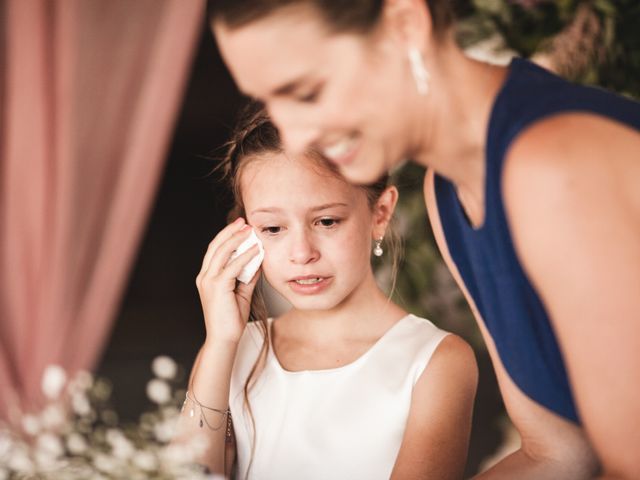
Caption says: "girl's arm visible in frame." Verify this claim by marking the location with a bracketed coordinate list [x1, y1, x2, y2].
[504, 113, 640, 479]
[390, 334, 478, 480]
[174, 218, 260, 475]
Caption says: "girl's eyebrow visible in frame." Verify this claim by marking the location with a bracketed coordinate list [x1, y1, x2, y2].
[250, 207, 283, 215]
[310, 202, 348, 212]
[250, 203, 348, 215]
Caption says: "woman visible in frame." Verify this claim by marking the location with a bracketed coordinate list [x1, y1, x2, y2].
[209, 1, 640, 478]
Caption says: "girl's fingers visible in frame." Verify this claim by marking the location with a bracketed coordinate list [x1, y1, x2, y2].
[235, 268, 261, 310]
[205, 226, 254, 276]
[199, 218, 246, 274]
[217, 244, 260, 282]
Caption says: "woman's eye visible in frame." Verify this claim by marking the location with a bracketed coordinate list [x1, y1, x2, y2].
[296, 85, 322, 103]
[261, 226, 282, 235]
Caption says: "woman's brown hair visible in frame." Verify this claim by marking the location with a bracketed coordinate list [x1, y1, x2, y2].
[209, 0, 461, 39]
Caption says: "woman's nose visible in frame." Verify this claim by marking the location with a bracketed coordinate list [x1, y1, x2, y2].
[268, 104, 319, 156]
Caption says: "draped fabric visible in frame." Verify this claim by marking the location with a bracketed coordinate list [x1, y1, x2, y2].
[0, 0, 204, 419]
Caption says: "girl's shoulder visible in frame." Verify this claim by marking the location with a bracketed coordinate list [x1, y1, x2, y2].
[377, 314, 455, 383]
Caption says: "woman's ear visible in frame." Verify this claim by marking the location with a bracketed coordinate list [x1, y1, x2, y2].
[372, 185, 399, 239]
[380, 0, 432, 53]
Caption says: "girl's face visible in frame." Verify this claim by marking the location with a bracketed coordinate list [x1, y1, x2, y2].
[214, 5, 415, 185]
[240, 152, 379, 312]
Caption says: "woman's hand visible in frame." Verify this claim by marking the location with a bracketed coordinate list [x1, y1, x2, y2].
[196, 217, 261, 345]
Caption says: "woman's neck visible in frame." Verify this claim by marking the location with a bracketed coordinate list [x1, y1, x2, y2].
[408, 45, 509, 226]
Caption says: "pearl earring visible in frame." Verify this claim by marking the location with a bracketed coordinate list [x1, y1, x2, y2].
[408, 47, 430, 96]
[373, 237, 384, 257]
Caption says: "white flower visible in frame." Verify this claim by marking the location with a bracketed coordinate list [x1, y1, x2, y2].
[69, 371, 93, 393]
[93, 453, 118, 473]
[40, 404, 66, 429]
[153, 417, 177, 443]
[66, 432, 88, 454]
[106, 429, 134, 460]
[21, 414, 41, 435]
[35, 432, 64, 458]
[7, 448, 34, 473]
[160, 443, 189, 465]
[132, 450, 158, 471]
[146, 379, 171, 404]
[41, 365, 67, 400]
[71, 392, 91, 416]
[152, 356, 178, 380]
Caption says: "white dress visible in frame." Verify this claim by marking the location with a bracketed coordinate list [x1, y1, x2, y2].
[229, 314, 449, 480]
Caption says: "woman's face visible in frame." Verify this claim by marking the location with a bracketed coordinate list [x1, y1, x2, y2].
[214, 5, 415, 184]
[240, 152, 377, 312]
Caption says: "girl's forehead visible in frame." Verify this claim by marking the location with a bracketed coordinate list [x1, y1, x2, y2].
[240, 153, 361, 210]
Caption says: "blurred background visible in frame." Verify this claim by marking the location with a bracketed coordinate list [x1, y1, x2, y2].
[2, 0, 638, 477]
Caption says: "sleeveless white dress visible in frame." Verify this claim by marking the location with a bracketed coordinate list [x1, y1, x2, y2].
[229, 314, 449, 480]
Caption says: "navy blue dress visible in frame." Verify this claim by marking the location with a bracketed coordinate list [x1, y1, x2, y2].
[434, 57, 640, 423]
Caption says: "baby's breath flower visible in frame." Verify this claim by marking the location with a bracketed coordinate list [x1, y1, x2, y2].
[152, 356, 178, 380]
[153, 417, 177, 443]
[93, 452, 119, 474]
[40, 404, 66, 429]
[7, 448, 34, 473]
[71, 392, 91, 416]
[21, 414, 41, 436]
[146, 379, 171, 405]
[132, 450, 158, 471]
[41, 365, 67, 400]
[66, 432, 88, 454]
[106, 429, 134, 460]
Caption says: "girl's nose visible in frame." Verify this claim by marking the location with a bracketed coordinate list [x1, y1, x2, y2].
[289, 228, 319, 265]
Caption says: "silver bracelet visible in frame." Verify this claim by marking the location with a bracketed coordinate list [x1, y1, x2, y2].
[183, 389, 231, 433]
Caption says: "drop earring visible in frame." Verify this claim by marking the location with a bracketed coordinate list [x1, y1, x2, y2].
[408, 47, 430, 96]
[373, 237, 384, 257]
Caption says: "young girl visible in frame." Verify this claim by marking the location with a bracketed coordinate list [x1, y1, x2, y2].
[178, 105, 477, 479]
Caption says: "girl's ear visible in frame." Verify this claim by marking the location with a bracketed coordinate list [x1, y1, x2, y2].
[372, 186, 399, 239]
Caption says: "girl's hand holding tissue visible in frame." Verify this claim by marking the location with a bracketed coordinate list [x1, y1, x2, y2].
[195, 217, 263, 345]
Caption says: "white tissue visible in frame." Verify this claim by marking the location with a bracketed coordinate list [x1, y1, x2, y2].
[229, 229, 264, 284]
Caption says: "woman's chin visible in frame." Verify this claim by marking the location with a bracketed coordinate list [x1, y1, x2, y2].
[338, 159, 390, 186]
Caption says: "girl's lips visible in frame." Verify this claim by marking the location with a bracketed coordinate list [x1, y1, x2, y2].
[287, 276, 333, 295]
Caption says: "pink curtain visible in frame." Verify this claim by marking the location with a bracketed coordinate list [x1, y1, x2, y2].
[0, 0, 204, 420]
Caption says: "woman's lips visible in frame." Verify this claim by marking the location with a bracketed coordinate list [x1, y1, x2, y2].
[320, 136, 360, 166]
[287, 276, 333, 295]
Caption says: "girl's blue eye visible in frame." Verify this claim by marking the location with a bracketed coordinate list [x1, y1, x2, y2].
[261, 226, 281, 235]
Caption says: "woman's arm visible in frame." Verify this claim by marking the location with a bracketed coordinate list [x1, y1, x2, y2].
[173, 219, 260, 475]
[390, 334, 478, 480]
[503, 113, 640, 479]
[424, 169, 599, 480]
